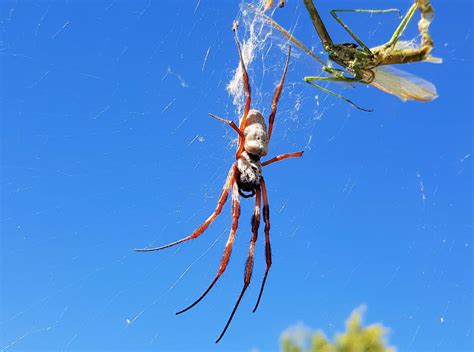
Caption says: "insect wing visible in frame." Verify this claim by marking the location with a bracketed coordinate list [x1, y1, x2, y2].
[371, 65, 438, 102]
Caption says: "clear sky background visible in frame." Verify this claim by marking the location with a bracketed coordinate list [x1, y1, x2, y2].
[1, 0, 472, 351]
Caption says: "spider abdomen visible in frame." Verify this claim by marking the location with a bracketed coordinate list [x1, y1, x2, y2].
[237, 152, 262, 196]
[243, 110, 269, 157]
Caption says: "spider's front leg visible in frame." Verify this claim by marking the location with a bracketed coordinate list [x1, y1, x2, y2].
[216, 185, 262, 343]
[251, 151, 304, 311]
[253, 178, 271, 313]
[176, 181, 241, 315]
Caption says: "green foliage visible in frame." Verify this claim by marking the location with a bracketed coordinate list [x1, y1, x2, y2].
[281, 307, 395, 352]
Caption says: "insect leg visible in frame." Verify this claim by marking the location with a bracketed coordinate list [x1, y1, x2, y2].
[330, 8, 401, 54]
[385, 0, 436, 62]
[303, 0, 333, 51]
[304, 75, 373, 112]
[267, 45, 291, 142]
[252, 178, 271, 313]
[175, 182, 241, 315]
[383, 3, 418, 51]
[377, 2, 436, 63]
[372, 0, 438, 65]
[262, 151, 304, 167]
[215, 186, 261, 343]
[134, 164, 237, 252]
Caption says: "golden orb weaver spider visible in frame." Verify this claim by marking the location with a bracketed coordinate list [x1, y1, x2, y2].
[135, 25, 303, 343]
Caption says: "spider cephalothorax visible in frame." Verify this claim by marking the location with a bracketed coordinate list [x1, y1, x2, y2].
[237, 151, 262, 198]
[135, 30, 303, 343]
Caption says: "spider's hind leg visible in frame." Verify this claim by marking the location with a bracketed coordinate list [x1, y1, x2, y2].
[176, 182, 241, 315]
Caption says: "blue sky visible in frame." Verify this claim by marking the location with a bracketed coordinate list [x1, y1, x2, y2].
[1, 0, 472, 351]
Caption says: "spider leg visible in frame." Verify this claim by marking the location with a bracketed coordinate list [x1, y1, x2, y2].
[176, 183, 241, 315]
[233, 28, 252, 158]
[208, 113, 244, 139]
[252, 178, 271, 313]
[215, 186, 261, 343]
[267, 45, 291, 142]
[262, 151, 304, 167]
[134, 164, 237, 252]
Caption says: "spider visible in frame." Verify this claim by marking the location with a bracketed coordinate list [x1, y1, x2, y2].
[135, 27, 303, 343]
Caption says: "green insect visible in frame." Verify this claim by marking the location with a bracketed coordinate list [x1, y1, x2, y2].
[249, 0, 441, 111]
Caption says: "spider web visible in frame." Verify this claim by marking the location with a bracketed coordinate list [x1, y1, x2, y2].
[1, 0, 472, 351]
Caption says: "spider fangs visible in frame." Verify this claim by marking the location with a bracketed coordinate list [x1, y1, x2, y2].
[135, 31, 303, 343]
